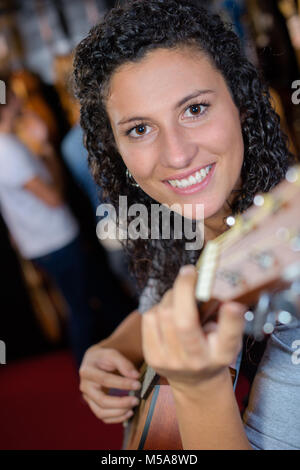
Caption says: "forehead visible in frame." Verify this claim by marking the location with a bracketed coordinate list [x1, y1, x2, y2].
[106, 47, 225, 118]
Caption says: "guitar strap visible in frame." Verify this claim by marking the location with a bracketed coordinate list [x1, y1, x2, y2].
[233, 348, 243, 391]
[137, 383, 161, 450]
[140, 366, 159, 399]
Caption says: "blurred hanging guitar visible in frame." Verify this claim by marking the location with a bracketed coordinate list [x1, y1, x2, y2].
[123, 166, 300, 450]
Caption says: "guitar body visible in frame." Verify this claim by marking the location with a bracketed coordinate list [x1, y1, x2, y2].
[125, 378, 182, 450]
[124, 376, 182, 450]
[123, 368, 236, 450]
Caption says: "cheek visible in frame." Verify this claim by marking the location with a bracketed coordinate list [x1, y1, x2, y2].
[117, 142, 156, 179]
[205, 111, 242, 152]
[206, 112, 244, 171]
[198, 111, 244, 201]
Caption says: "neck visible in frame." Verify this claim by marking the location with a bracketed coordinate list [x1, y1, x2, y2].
[204, 200, 234, 243]
[204, 176, 242, 242]
[204, 218, 229, 243]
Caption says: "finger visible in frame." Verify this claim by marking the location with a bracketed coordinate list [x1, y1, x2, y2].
[157, 289, 183, 356]
[202, 321, 218, 335]
[148, 295, 173, 350]
[172, 265, 205, 340]
[83, 395, 134, 422]
[103, 410, 134, 424]
[81, 385, 140, 409]
[212, 302, 246, 359]
[160, 289, 173, 307]
[142, 308, 163, 365]
[94, 349, 141, 379]
[80, 367, 141, 391]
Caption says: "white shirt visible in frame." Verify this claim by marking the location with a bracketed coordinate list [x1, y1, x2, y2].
[0, 134, 79, 258]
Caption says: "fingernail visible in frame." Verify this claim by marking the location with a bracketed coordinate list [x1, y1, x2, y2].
[130, 370, 140, 378]
[131, 397, 140, 406]
[132, 381, 141, 390]
[179, 265, 195, 276]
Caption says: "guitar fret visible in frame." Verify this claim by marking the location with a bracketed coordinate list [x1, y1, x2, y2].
[196, 241, 220, 301]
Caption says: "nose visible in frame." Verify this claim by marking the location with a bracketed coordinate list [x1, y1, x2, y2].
[159, 125, 198, 169]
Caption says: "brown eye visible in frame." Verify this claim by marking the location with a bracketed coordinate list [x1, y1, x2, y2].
[182, 103, 209, 120]
[127, 123, 151, 138]
[136, 125, 146, 135]
[190, 105, 201, 115]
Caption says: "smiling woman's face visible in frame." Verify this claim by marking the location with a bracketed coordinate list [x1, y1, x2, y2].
[106, 46, 244, 221]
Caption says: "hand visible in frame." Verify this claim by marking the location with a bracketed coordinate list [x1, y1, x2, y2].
[142, 265, 246, 394]
[79, 344, 142, 423]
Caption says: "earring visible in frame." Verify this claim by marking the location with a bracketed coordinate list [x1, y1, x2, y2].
[126, 168, 140, 188]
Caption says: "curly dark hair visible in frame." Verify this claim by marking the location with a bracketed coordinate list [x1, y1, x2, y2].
[73, 0, 295, 298]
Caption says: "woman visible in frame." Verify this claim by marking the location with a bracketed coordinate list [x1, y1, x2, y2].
[73, 0, 298, 449]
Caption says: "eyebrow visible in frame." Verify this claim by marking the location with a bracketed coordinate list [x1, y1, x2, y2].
[176, 89, 214, 108]
[116, 89, 215, 126]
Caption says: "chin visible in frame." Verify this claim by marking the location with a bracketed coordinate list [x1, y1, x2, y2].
[169, 204, 204, 221]
[194, 202, 225, 221]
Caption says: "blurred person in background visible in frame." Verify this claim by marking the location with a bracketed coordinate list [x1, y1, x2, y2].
[52, 53, 101, 215]
[0, 78, 134, 367]
[53, 52, 138, 296]
[61, 122, 100, 214]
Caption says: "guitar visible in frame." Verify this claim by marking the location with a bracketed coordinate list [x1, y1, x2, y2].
[123, 166, 300, 450]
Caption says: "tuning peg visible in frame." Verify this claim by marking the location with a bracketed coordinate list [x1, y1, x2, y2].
[285, 167, 299, 183]
[226, 216, 236, 227]
[253, 194, 265, 207]
[277, 310, 292, 325]
[244, 292, 271, 340]
[262, 311, 277, 334]
[244, 279, 300, 339]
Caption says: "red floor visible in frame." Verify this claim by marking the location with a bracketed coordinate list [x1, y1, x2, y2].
[0, 349, 123, 450]
[0, 349, 250, 450]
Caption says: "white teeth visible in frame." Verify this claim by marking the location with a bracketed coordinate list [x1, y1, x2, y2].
[181, 179, 189, 188]
[195, 171, 202, 182]
[168, 164, 212, 188]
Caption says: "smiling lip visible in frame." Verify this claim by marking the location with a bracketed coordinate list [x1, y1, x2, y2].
[163, 162, 216, 195]
[163, 163, 215, 182]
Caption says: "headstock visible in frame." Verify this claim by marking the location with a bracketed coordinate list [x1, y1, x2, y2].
[195, 166, 300, 339]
